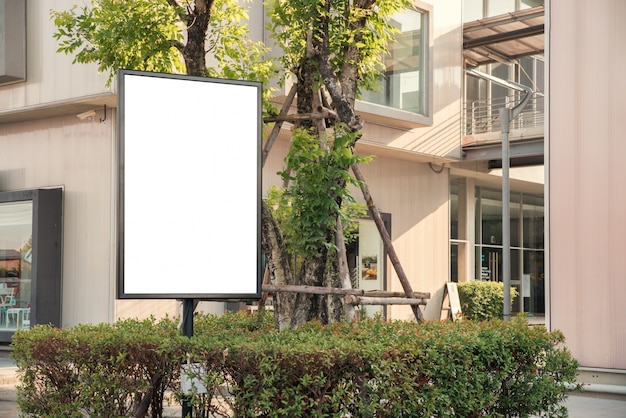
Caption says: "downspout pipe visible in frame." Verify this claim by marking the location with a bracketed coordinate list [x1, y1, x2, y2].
[466, 69, 533, 320]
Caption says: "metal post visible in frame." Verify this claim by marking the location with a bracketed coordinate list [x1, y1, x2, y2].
[467, 68, 532, 322]
[182, 298, 194, 417]
[500, 108, 511, 321]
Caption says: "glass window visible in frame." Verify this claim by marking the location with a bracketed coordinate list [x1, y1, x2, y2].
[487, 0, 516, 17]
[510, 192, 521, 248]
[523, 194, 544, 249]
[474, 187, 544, 314]
[464, 0, 485, 21]
[0, 1, 26, 85]
[480, 189, 502, 245]
[0, 201, 32, 330]
[521, 0, 544, 9]
[0, 189, 63, 342]
[523, 250, 544, 314]
[450, 180, 459, 240]
[358, 219, 385, 317]
[360, 8, 426, 115]
[464, 0, 544, 22]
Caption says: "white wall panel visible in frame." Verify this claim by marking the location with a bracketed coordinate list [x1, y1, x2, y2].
[549, 0, 626, 370]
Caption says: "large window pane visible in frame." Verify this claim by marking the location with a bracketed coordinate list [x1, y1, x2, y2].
[480, 189, 502, 245]
[361, 8, 426, 114]
[0, 201, 32, 330]
[523, 195, 544, 249]
[464, 0, 484, 21]
[510, 192, 521, 248]
[521, 0, 544, 9]
[523, 250, 545, 314]
[487, 0, 515, 17]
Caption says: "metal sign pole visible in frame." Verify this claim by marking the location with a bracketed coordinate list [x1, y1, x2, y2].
[182, 298, 194, 417]
[500, 107, 512, 321]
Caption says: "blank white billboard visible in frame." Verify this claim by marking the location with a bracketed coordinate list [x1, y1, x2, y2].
[117, 70, 261, 299]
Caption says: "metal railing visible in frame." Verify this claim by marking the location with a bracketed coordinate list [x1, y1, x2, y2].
[464, 93, 544, 136]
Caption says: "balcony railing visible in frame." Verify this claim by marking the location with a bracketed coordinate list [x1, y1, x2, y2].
[465, 93, 544, 136]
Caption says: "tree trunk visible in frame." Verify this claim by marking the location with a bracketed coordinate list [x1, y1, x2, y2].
[181, 0, 214, 77]
[290, 256, 324, 327]
[261, 201, 295, 331]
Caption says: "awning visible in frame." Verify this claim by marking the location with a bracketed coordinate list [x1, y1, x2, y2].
[463, 6, 544, 67]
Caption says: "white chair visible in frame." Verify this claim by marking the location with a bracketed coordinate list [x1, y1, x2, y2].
[6, 308, 22, 328]
[0, 288, 15, 327]
[21, 308, 30, 329]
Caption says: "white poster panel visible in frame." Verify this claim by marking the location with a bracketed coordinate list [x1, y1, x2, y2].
[117, 70, 261, 299]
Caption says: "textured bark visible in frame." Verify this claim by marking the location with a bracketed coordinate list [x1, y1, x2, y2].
[167, 0, 214, 76]
[291, 254, 327, 327]
[295, 57, 317, 131]
[308, 0, 379, 132]
[261, 201, 295, 331]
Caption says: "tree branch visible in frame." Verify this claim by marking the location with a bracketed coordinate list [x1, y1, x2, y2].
[165, 0, 188, 22]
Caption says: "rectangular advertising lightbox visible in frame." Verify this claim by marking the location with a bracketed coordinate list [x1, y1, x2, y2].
[117, 70, 262, 299]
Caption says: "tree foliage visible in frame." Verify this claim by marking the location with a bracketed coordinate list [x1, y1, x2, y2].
[268, 0, 410, 98]
[262, 0, 413, 327]
[52, 0, 415, 327]
[278, 126, 369, 258]
[52, 0, 183, 84]
[51, 0, 277, 109]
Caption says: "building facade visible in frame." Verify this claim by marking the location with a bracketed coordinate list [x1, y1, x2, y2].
[1, 0, 624, 386]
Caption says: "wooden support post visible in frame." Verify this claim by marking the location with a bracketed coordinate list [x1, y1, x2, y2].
[336, 218, 356, 321]
[261, 83, 297, 167]
[262, 284, 430, 299]
[344, 295, 428, 306]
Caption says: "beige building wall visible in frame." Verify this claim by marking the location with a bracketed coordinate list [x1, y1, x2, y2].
[0, 0, 111, 113]
[263, 131, 450, 322]
[2, 0, 461, 327]
[549, 0, 626, 370]
[0, 115, 117, 326]
[357, 0, 464, 160]
[0, 114, 183, 327]
[0, 1, 186, 326]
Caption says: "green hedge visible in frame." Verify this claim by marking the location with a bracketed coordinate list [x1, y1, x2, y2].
[12, 312, 578, 417]
[11, 318, 184, 417]
[457, 281, 519, 321]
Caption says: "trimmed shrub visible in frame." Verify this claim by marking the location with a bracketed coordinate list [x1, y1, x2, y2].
[457, 280, 519, 321]
[12, 312, 578, 418]
[11, 317, 184, 417]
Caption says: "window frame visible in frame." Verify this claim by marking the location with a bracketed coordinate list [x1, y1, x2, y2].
[0, 188, 63, 342]
[356, 1, 433, 127]
[0, 0, 26, 86]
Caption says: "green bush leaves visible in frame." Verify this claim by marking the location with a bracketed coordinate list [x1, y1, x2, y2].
[12, 312, 577, 417]
[458, 281, 520, 321]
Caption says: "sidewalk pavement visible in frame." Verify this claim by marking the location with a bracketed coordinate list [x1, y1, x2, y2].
[1, 355, 625, 417]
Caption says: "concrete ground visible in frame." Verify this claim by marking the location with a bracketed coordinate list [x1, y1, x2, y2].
[1, 355, 625, 417]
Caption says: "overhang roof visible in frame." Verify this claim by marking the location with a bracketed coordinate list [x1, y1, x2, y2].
[463, 6, 544, 66]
